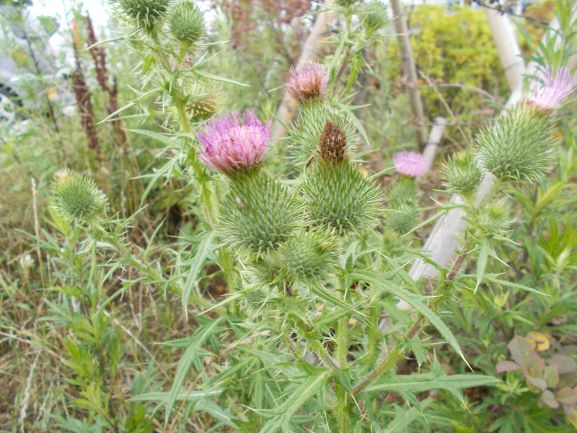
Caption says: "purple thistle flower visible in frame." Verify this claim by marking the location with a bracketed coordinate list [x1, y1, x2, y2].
[286, 62, 329, 103]
[198, 111, 271, 173]
[393, 151, 428, 177]
[527, 67, 577, 111]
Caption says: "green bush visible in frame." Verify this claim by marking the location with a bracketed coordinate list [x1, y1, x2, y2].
[388, 6, 509, 129]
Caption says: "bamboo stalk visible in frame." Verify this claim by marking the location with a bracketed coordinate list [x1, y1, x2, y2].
[389, 0, 427, 148]
[270, 0, 335, 145]
[420, 117, 446, 174]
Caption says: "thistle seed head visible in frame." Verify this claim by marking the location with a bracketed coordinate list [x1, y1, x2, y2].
[318, 121, 347, 163]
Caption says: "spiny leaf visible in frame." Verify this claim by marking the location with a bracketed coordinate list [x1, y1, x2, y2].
[352, 270, 470, 368]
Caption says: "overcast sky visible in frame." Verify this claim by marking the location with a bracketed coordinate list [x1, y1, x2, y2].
[30, 0, 110, 30]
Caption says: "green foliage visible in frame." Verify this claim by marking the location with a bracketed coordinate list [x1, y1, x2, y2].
[388, 5, 509, 139]
[3, 1, 577, 432]
[475, 108, 558, 183]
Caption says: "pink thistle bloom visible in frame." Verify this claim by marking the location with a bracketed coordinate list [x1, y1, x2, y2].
[527, 67, 577, 110]
[393, 151, 428, 177]
[198, 111, 271, 173]
[286, 62, 329, 103]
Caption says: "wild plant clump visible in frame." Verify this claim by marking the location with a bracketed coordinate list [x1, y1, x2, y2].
[5, 1, 577, 432]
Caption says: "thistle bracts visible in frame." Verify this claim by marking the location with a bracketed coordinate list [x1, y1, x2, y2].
[359, 0, 389, 33]
[442, 152, 482, 197]
[50, 171, 108, 223]
[286, 62, 329, 104]
[220, 170, 300, 256]
[184, 81, 224, 123]
[475, 107, 558, 183]
[169, 1, 205, 45]
[288, 102, 358, 167]
[280, 230, 339, 286]
[302, 161, 380, 236]
[118, 0, 170, 33]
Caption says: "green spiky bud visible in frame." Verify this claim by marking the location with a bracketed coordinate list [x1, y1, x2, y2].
[288, 102, 358, 167]
[359, 0, 389, 32]
[475, 108, 558, 183]
[50, 171, 108, 223]
[387, 178, 417, 208]
[183, 81, 224, 122]
[442, 152, 482, 197]
[301, 161, 381, 235]
[281, 230, 339, 285]
[118, 0, 170, 32]
[337, 0, 357, 6]
[169, 1, 205, 44]
[220, 170, 300, 256]
[467, 202, 512, 242]
[388, 203, 419, 235]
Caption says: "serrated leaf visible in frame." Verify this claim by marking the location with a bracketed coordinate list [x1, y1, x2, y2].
[257, 369, 331, 433]
[352, 270, 470, 368]
[182, 232, 216, 313]
[164, 318, 224, 424]
[366, 373, 499, 401]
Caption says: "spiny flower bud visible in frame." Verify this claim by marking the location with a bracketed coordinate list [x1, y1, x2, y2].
[467, 202, 511, 242]
[526, 67, 577, 111]
[475, 107, 558, 183]
[442, 152, 482, 197]
[389, 203, 419, 235]
[286, 62, 328, 104]
[337, 0, 357, 6]
[118, 0, 169, 32]
[184, 81, 224, 122]
[220, 171, 300, 256]
[288, 102, 358, 167]
[301, 161, 381, 236]
[387, 178, 417, 208]
[198, 111, 271, 173]
[318, 121, 346, 163]
[281, 230, 339, 286]
[50, 171, 108, 223]
[169, 1, 205, 44]
[360, 0, 389, 32]
[393, 151, 428, 177]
